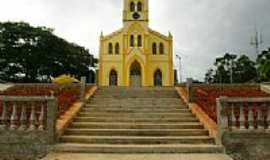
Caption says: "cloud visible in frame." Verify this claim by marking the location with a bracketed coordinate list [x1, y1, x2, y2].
[0, 0, 270, 81]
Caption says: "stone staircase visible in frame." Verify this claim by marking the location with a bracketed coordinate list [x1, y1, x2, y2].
[54, 87, 224, 153]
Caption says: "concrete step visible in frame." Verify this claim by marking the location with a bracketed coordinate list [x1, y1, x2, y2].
[54, 143, 225, 153]
[87, 102, 186, 107]
[43, 153, 233, 160]
[88, 101, 184, 105]
[93, 95, 181, 98]
[87, 98, 184, 105]
[77, 112, 195, 118]
[60, 136, 214, 145]
[89, 98, 183, 102]
[70, 122, 204, 129]
[84, 104, 187, 109]
[73, 117, 199, 123]
[81, 108, 190, 113]
[64, 129, 209, 136]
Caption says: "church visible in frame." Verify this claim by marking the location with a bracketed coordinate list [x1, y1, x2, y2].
[98, 0, 174, 87]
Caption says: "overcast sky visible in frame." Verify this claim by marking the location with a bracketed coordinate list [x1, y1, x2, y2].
[0, 0, 270, 81]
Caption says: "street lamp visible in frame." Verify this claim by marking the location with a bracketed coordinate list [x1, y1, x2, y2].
[176, 54, 182, 83]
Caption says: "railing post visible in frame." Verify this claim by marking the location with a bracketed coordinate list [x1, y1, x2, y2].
[10, 103, 17, 130]
[186, 78, 193, 103]
[248, 106, 254, 129]
[18, 106, 26, 131]
[239, 103, 245, 129]
[267, 103, 270, 129]
[28, 103, 36, 131]
[0, 102, 7, 129]
[38, 103, 45, 131]
[80, 76, 86, 101]
[216, 96, 227, 145]
[47, 98, 57, 144]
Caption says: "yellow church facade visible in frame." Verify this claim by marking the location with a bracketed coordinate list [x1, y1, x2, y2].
[98, 0, 174, 87]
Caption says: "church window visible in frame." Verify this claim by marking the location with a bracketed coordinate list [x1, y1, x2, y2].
[130, 2, 135, 12]
[130, 35, 134, 47]
[138, 35, 142, 47]
[152, 43, 157, 55]
[108, 43, 113, 54]
[137, 2, 142, 12]
[115, 43, 120, 54]
[159, 43, 164, 54]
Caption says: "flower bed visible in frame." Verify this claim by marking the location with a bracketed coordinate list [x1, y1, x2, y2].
[0, 84, 94, 117]
[193, 85, 269, 122]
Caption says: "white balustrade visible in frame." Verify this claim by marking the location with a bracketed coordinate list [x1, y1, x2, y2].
[216, 97, 270, 145]
[0, 96, 57, 144]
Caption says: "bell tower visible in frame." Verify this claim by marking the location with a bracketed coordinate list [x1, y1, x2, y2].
[123, 0, 149, 26]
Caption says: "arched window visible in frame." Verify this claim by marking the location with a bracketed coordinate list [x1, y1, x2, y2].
[152, 43, 157, 55]
[109, 70, 118, 86]
[130, 35, 134, 47]
[130, 2, 135, 12]
[138, 35, 142, 47]
[159, 43, 164, 55]
[137, 2, 142, 12]
[154, 69, 162, 86]
[115, 43, 120, 54]
[108, 43, 113, 54]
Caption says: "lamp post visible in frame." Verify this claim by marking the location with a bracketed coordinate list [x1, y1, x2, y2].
[176, 54, 182, 83]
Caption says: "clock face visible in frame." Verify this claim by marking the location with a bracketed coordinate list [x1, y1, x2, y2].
[132, 12, 141, 20]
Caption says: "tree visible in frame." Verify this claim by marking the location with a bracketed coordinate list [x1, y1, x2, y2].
[213, 53, 237, 83]
[234, 55, 257, 83]
[0, 22, 95, 83]
[205, 69, 215, 84]
[205, 53, 257, 84]
[257, 48, 270, 82]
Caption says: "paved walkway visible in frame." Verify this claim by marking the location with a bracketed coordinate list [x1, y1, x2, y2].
[42, 153, 233, 160]
[0, 84, 13, 91]
[261, 83, 270, 94]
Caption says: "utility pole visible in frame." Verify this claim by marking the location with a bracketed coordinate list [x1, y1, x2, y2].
[250, 27, 263, 57]
[250, 26, 263, 80]
[176, 54, 182, 83]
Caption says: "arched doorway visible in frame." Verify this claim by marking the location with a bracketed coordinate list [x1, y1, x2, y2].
[154, 69, 162, 86]
[109, 70, 118, 86]
[130, 61, 142, 87]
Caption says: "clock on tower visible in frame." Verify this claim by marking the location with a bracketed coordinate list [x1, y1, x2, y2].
[123, 0, 149, 25]
[132, 12, 141, 20]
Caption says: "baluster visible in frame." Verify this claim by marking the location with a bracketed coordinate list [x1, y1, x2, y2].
[248, 105, 254, 130]
[28, 103, 36, 131]
[239, 103, 245, 130]
[253, 103, 258, 129]
[10, 103, 17, 130]
[0, 102, 7, 129]
[18, 106, 26, 131]
[258, 103, 264, 130]
[38, 103, 45, 130]
[226, 102, 232, 130]
[232, 103, 237, 129]
[266, 103, 270, 129]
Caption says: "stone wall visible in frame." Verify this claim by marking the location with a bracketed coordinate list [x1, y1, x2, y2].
[0, 131, 51, 159]
[223, 131, 270, 160]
